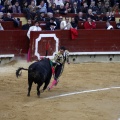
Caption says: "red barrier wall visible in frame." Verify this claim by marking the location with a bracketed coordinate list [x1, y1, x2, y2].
[29, 30, 120, 61]
[0, 30, 120, 61]
[60, 30, 120, 51]
[0, 21, 22, 30]
[0, 30, 29, 55]
[30, 31, 61, 60]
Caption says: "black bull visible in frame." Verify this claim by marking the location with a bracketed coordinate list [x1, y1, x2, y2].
[16, 58, 52, 97]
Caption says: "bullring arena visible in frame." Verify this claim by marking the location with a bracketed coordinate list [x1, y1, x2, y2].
[0, 12, 120, 120]
[0, 59, 120, 120]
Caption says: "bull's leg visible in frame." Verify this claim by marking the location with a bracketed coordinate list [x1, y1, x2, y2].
[43, 79, 50, 91]
[37, 83, 43, 97]
[27, 80, 33, 97]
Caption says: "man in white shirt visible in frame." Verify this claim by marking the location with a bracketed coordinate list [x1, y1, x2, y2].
[27, 20, 42, 39]
[60, 17, 72, 30]
[54, 0, 63, 6]
[106, 20, 113, 30]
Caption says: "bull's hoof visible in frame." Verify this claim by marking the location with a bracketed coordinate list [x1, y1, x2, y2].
[27, 94, 30, 97]
[37, 95, 40, 98]
[27, 92, 30, 97]
[37, 91, 40, 96]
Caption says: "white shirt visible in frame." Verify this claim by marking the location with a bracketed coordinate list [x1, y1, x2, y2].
[60, 21, 71, 30]
[61, 21, 67, 29]
[0, 23, 4, 30]
[34, 0, 37, 5]
[27, 26, 42, 39]
[54, 0, 63, 6]
[107, 25, 113, 30]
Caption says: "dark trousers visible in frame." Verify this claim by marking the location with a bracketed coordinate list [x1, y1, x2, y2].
[54, 64, 63, 80]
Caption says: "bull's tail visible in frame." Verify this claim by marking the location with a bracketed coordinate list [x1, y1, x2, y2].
[16, 67, 28, 78]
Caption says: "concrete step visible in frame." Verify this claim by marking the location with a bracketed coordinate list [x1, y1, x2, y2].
[0, 54, 14, 65]
[69, 52, 120, 63]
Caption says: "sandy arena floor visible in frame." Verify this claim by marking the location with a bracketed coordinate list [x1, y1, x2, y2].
[0, 60, 120, 120]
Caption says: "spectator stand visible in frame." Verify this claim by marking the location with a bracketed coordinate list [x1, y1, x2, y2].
[78, 21, 116, 29]
[3, 13, 27, 25]
[4, 13, 120, 26]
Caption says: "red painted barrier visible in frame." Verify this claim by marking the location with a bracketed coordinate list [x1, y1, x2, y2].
[0, 30, 120, 61]
[29, 30, 120, 61]
[0, 21, 22, 30]
[0, 30, 29, 55]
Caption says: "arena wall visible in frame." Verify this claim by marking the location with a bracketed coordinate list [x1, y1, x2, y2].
[0, 30, 120, 62]
[29, 30, 120, 62]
